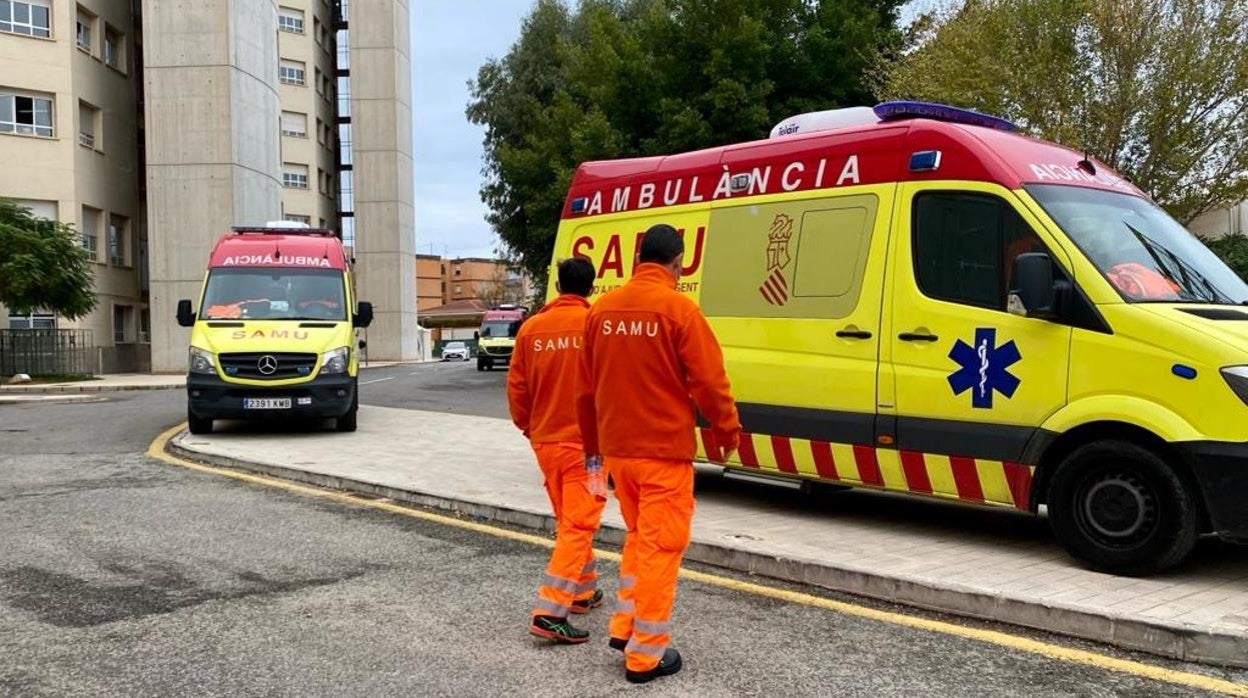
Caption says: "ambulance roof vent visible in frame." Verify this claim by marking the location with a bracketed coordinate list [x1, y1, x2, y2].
[264, 220, 311, 229]
[769, 106, 879, 139]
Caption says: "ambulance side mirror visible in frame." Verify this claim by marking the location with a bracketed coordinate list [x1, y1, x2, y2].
[474, 330, 480, 340]
[176, 299, 196, 327]
[1011, 253, 1058, 319]
[354, 301, 374, 328]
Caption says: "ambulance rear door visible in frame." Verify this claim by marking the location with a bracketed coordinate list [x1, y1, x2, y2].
[699, 185, 895, 483]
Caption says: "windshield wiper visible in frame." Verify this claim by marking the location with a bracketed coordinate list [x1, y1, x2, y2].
[1124, 223, 1227, 303]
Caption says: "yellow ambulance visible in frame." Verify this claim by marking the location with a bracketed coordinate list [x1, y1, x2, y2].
[551, 102, 1248, 575]
[177, 223, 372, 434]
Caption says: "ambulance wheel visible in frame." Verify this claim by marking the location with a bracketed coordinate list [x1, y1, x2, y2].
[1048, 440, 1199, 576]
[187, 409, 213, 435]
[336, 390, 359, 432]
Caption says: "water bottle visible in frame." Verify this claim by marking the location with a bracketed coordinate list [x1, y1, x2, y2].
[586, 455, 607, 501]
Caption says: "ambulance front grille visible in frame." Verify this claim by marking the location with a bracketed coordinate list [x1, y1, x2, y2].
[219, 352, 318, 380]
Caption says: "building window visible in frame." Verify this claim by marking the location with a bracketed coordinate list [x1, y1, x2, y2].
[112, 304, 132, 343]
[279, 59, 305, 86]
[339, 170, 354, 211]
[0, 92, 53, 137]
[281, 110, 307, 138]
[75, 7, 93, 53]
[0, 0, 52, 38]
[139, 308, 150, 344]
[8, 311, 56, 329]
[81, 205, 100, 257]
[278, 6, 304, 33]
[78, 100, 99, 149]
[336, 28, 349, 70]
[336, 74, 351, 117]
[282, 163, 309, 189]
[108, 214, 129, 266]
[103, 26, 124, 70]
[338, 122, 352, 165]
[284, 214, 310, 225]
[318, 169, 334, 196]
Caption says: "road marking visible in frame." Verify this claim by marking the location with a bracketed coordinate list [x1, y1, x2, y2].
[146, 424, 1247, 697]
[359, 376, 396, 385]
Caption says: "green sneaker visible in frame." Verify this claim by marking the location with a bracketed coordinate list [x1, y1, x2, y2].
[571, 589, 604, 614]
[529, 615, 590, 644]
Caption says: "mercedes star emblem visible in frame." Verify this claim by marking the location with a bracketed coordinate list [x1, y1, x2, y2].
[257, 355, 279, 375]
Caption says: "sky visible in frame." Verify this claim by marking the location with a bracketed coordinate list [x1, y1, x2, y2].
[409, 1, 941, 261]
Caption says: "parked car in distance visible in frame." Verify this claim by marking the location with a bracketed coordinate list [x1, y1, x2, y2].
[441, 341, 470, 362]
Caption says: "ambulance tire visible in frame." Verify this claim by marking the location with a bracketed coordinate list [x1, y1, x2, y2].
[1048, 440, 1199, 576]
[336, 390, 359, 432]
[187, 409, 213, 435]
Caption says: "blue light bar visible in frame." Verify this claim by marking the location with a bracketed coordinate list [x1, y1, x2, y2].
[570, 197, 589, 214]
[874, 101, 1016, 132]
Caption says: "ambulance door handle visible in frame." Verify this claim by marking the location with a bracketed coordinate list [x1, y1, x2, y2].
[836, 327, 873, 340]
[898, 331, 939, 342]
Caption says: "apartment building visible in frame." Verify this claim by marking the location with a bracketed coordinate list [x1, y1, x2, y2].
[0, 0, 417, 372]
[415, 255, 532, 310]
[0, 0, 146, 371]
[276, 0, 339, 231]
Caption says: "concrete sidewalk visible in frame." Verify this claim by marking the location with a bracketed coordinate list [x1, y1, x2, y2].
[1, 373, 185, 393]
[169, 406, 1248, 668]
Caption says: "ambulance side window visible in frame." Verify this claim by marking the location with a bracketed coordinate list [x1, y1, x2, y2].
[912, 192, 1047, 312]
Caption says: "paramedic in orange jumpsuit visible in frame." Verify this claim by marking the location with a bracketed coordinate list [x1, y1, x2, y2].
[507, 257, 606, 644]
[578, 223, 741, 684]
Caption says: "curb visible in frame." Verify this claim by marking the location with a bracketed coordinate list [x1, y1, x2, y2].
[168, 435, 1248, 669]
[1, 383, 182, 394]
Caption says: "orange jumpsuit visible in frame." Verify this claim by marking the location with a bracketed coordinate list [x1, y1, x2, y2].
[507, 294, 604, 620]
[578, 263, 741, 673]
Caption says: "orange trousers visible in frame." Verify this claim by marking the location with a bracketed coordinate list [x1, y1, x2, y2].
[606, 456, 695, 673]
[531, 442, 606, 620]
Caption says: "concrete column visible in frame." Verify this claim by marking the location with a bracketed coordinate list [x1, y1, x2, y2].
[143, 0, 283, 372]
[349, 0, 418, 360]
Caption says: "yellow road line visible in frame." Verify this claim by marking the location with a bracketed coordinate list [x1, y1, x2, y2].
[148, 425, 1247, 696]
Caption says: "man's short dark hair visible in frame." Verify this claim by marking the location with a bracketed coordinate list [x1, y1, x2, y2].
[558, 257, 595, 297]
[638, 224, 684, 265]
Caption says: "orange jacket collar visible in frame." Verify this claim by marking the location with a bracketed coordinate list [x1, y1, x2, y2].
[538, 294, 591, 314]
[630, 263, 678, 289]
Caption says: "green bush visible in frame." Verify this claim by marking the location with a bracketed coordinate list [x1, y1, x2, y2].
[1203, 233, 1248, 282]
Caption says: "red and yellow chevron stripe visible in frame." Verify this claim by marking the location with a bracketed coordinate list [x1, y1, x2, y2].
[697, 429, 1033, 510]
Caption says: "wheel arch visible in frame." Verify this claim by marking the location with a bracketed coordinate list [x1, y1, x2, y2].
[1029, 420, 1210, 532]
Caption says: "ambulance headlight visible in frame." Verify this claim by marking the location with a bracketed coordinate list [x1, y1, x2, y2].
[320, 346, 350, 375]
[188, 347, 216, 375]
[1222, 366, 1248, 406]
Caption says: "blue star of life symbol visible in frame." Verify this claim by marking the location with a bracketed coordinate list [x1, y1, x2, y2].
[947, 328, 1021, 409]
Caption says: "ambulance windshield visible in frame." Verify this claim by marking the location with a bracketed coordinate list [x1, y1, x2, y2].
[201, 268, 347, 321]
[1026, 184, 1248, 304]
[480, 320, 520, 338]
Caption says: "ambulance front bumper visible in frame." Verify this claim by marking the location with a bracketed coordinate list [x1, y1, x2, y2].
[187, 373, 356, 420]
[1180, 441, 1248, 543]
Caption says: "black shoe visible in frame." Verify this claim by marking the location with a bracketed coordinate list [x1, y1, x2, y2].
[529, 615, 590, 644]
[570, 589, 604, 614]
[608, 636, 628, 651]
[625, 648, 682, 684]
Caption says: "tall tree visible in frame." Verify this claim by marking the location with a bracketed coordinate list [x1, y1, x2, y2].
[0, 200, 97, 320]
[885, 0, 1248, 225]
[469, 0, 903, 282]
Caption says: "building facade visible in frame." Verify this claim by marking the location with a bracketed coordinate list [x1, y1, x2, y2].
[415, 255, 532, 310]
[0, 0, 417, 373]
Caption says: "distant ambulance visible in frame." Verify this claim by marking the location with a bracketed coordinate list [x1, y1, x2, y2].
[475, 305, 526, 371]
[550, 101, 1248, 575]
[177, 223, 373, 434]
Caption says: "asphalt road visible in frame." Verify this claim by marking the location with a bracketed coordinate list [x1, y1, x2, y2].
[1, 373, 1245, 696]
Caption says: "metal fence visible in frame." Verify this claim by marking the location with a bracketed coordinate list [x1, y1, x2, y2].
[0, 329, 95, 376]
